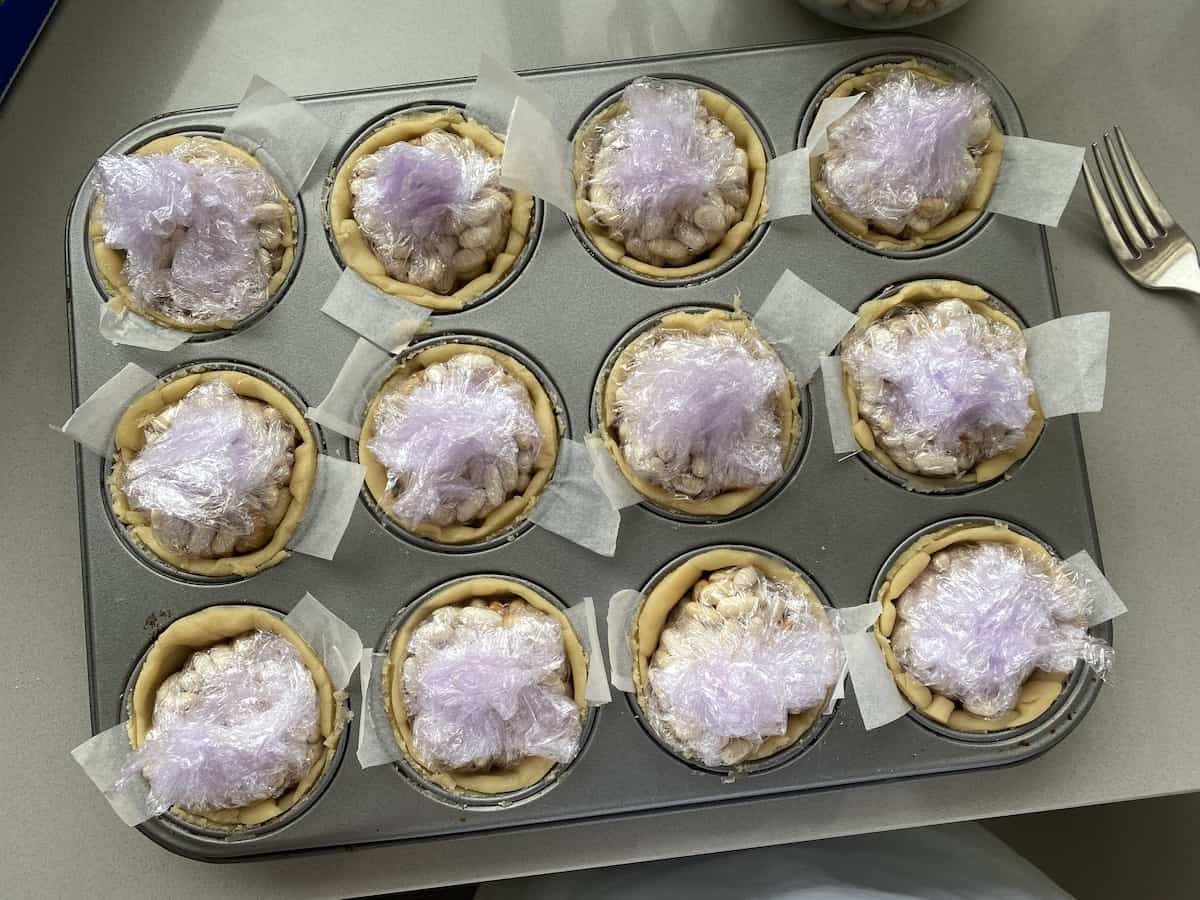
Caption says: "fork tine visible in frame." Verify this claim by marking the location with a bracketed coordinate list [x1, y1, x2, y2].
[1092, 142, 1150, 253]
[1083, 159, 1135, 263]
[1113, 125, 1176, 231]
[1103, 132, 1158, 244]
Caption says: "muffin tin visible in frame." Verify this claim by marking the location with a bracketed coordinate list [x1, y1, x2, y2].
[65, 35, 1109, 861]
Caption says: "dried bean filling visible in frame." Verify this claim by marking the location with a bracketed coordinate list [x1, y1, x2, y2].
[349, 130, 513, 295]
[580, 79, 751, 268]
[366, 352, 545, 531]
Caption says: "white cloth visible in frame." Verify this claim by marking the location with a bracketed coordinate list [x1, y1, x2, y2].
[475, 823, 1073, 900]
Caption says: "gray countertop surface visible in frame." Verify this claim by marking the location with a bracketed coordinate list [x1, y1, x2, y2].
[4, 1, 1198, 896]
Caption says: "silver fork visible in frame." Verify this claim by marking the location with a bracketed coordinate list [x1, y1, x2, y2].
[1083, 125, 1200, 296]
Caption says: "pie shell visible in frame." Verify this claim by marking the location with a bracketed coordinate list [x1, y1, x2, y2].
[839, 278, 1045, 490]
[127, 605, 343, 829]
[108, 369, 317, 577]
[572, 87, 768, 279]
[633, 548, 834, 764]
[328, 109, 534, 311]
[599, 308, 799, 516]
[382, 577, 589, 795]
[359, 343, 560, 544]
[87, 135, 299, 332]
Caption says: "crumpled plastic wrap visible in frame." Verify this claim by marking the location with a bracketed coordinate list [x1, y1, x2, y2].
[822, 69, 994, 236]
[842, 299, 1035, 477]
[646, 565, 843, 766]
[350, 130, 512, 294]
[612, 328, 788, 499]
[367, 352, 543, 529]
[122, 380, 296, 557]
[120, 630, 322, 815]
[891, 541, 1114, 718]
[401, 599, 581, 772]
[94, 139, 289, 326]
[583, 78, 749, 267]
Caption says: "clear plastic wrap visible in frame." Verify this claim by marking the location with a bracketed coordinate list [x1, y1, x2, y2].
[842, 299, 1035, 477]
[350, 130, 512, 294]
[645, 565, 843, 766]
[584, 78, 749, 267]
[612, 328, 789, 499]
[120, 630, 321, 815]
[94, 139, 288, 326]
[821, 70, 993, 236]
[367, 352, 543, 529]
[891, 541, 1114, 718]
[122, 380, 296, 557]
[401, 600, 581, 772]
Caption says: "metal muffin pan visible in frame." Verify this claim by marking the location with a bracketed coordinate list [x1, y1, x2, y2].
[65, 35, 1108, 861]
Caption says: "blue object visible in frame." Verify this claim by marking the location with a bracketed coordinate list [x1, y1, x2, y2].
[0, 0, 57, 104]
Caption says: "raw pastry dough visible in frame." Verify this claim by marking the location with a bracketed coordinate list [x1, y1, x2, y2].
[875, 523, 1071, 733]
[127, 605, 343, 829]
[359, 343, 559, 544]
[87, 135, 298, 332]
[329, 109, 534, 311]
[633, 548, 834, 764]
[108, 370, 317, 577]
[599, 308, 799, 516]
[839, 279, 1044, 490]
[811, 60, 1003, 252]
[383, 577, 589, 795]
[573, 87, 768, 280]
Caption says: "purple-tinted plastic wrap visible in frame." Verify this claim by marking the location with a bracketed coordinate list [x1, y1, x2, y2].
[121, 630, 322, 815]
[891, 541, 1114, 718]
[367, 352, 543, 530]
[350, 130, 511, 294]
[401, 601, 581, 773]
[613, 328, 788, 499]
[842, 298, 1035, 477]
[822, 70, 994, 236]
[646, 565, 843, 766]
[583, 78, 750, 267]
[122, 380, 296, 556]
[94, 139, 288, 326]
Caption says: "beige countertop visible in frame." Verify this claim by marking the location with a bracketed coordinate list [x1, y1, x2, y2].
[3, 1, 1198, 895]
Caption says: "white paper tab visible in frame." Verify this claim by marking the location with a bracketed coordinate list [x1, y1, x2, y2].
[1063, 550, 1128, 627]
[585, 433, 644, 510]
[804, 94, 863, 157]
[606, 589, 643, 694]
[60, 363, 157, 455]
[466, 53, 560, 134]
[564, 597, 613, 706]
[764, 147, 811, 220]
[308, 338, 394, 440]
[99, 302, 189, 351]
[835, 603, 911, 731]
[988, 135, 1085, 227]
[501, 96, 576, 215]
[1024, 311, 1109, 418]
[284, 593, 363, 691]
[287, 456, 365, 562]
[321, 267, 429, 354]
[224, 75, 331, 194]
[71, 724, 153, 826]
[820, 355, 860, 456]
[527, 439, 621, 556]
[355, 650, 398, 768]
[753, 269, 857, 386]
